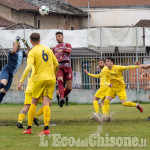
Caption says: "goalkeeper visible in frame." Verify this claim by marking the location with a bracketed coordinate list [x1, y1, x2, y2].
[0, 38, 30, 103]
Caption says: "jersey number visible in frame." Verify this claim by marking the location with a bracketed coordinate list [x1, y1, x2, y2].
[42, 50, 48, 62]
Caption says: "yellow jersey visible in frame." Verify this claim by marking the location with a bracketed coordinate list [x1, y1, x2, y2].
[88, 66, 110, 88]
[27, 44, 59, 81]
[106, 65, 139, 90]
[25, 67, 35, 93]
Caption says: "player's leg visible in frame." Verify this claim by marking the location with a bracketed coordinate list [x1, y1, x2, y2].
[17, 92, 32, 128]
[57, 68, 65, 107]
[56, 89, 60, 106]
[103, 88, 116, 117]
[0, 68, 10, 89]
[100, 99, 105, 114]
[34, 100, 52, 125]
[64, 67, 72, 98]
[66, 96, 68, 106]
[91, 96, 101, 121]
[0, 88, 6, 103]
[118, 89, 143, 112]
[0, 71, 11, 103]
[103, 96, 113, 117]
[0, 79, 7, 89]
[64, 79, 72, 98]
[38, 80, 55, 135]
[93, 96, 100, 114]
[38, 96, 51, 135]
[23, 97, 39, 134]
[17, 104, 30, 128]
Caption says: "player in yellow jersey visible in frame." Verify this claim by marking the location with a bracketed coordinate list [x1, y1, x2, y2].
[18, 33, 59, 135]
[17, 67, 48, 128]
[84, 59, 110, 121]
[103, 57, 143, 119]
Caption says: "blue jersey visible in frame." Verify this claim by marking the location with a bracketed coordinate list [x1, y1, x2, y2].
[4, 50, 26, 75]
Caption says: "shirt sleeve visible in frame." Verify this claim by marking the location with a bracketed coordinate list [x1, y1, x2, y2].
[20, 63, 33, 83]
[118, 65, 140, 71]
[27, 51, 34, 65]
[63, 43, 72, 54]
[88, 73, 101, 78]
[51, 51, 59, 75]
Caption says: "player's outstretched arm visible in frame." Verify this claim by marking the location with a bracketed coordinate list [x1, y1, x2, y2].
[18, 63, 33, 90]
[22, 38, 31, 55]
[141, 64, 150, 69]
[84, 69, 101, 78]
[11, 42, 20, 53]
[119, 65, 140, 71]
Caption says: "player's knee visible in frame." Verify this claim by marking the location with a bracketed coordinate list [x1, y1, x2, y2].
[57, 80, 63, 85]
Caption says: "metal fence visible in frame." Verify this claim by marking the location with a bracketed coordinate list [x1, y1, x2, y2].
[71, 49, 150, 90]
[0, 47, 149, 91]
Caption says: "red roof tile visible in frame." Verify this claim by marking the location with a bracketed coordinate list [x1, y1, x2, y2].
[3, 22, 37, 30]
[61, 0, 150, 8]
[0, 0, 39, 11]
[0, 16, 15, 27]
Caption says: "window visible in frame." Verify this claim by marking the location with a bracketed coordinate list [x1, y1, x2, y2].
[70, 25, 75, 30]
[38, 20, 40, 29]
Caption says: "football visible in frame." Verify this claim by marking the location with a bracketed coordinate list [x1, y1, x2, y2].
[39, 6, 49, 16]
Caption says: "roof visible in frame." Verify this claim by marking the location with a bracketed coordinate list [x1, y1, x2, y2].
[135, 20, 150, 27]
[0, 16, 15, 27]
[25, 0, 88, 16]
[3, 22, 37, 30]
[0, 0, 38, 11]
[61, 0, 150, 8]
[0, 0, 87, 16]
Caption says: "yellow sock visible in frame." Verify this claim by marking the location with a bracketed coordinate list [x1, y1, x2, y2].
[43, 105, 50, 126]
[28, 104, 37, 127]
[18, 113, 26, 123]
[101, 105, 105, 114]
[122, 101, 137, 107]
[35, 107, 43, 118]
[93, 100, 99, 113]
[103, 99, 110, 116]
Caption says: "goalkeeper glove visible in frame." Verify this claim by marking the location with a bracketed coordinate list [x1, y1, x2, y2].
[22, 38, 28, 47]
[16, 36, 21, 43]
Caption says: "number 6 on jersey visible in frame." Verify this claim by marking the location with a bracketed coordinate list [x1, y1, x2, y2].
[42, 50, 48, 61]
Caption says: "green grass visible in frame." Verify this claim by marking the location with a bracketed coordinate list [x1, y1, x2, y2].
[0, 103, 150, 150]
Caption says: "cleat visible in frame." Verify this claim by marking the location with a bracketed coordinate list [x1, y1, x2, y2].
[23, 128, 32, 134]
[136, 104, 143, 113]
[33, 117, 39, 126]
[146, 116, 150, 121]
[60, 98, 65, 107]
[38, 129, 50, 135]
[17, 122, 23, 129]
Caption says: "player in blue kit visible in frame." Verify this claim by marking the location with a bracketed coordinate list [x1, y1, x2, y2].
[0, 39, 30, 103]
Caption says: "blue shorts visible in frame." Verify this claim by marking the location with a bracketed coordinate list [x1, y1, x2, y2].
[0, 68, 13, 91]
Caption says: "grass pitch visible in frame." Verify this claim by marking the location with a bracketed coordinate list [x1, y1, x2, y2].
[0, 103, 150, 150]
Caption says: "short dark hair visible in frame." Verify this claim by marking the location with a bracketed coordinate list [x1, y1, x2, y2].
[105, 57, 115, 64]
[98, 59, 105, 63]
[30, 33, 40, 42]
[56, 31, 63, 36]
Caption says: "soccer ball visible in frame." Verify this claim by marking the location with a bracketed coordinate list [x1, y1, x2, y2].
[39, 6, 49, 16]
